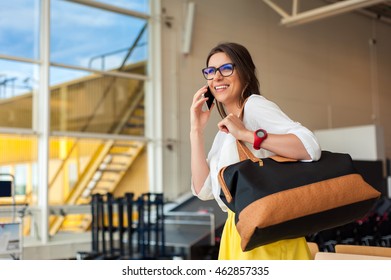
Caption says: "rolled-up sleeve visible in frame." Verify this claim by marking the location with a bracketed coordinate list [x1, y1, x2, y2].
[291, 126, 321, 161]
[191, 173, 214, 201]
[245, 95, 322, 161]
[272, 116, 321, 161]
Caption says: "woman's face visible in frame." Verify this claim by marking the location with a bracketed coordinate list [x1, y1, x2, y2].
[207, 52, 243, 111]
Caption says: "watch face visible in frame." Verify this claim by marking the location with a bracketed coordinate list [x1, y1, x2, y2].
[256, 130, 266, 138]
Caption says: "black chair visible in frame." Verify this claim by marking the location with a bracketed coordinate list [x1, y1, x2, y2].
[136, 193, 165, 259]
[77, 193, 106, 259]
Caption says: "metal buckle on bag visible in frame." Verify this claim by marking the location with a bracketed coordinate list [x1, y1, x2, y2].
[258, 159, 263, 167]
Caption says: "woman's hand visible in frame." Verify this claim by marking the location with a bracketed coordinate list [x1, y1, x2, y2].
[190, 85, 214, 133]
[218, 113, 253, 143]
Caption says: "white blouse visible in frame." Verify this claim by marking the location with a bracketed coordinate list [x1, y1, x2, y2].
[191, 94, 322, 212]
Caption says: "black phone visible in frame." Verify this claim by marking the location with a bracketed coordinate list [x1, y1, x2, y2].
[204, 87, 215, 110]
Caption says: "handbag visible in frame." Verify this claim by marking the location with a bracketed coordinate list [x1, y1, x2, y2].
[218, 140, 381, 252]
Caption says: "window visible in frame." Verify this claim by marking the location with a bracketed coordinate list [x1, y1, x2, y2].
[0, 0, 40, 129]
[51, 0, 148, 73]
[0, 0, 40, 60]
[0, 0, 151, 238]
[94, 0, 149, 14]
[14, 164, 27, 195]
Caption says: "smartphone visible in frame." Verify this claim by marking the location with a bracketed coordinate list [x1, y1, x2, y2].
[204, 87, 215, 110]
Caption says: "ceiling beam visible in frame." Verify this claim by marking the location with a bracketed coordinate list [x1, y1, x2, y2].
[263, 0, 387, 27]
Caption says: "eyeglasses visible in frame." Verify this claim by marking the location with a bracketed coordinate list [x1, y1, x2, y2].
[202, 63, 235, 80]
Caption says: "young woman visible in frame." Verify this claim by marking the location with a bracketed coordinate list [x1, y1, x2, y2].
[190, 42, 321, 260]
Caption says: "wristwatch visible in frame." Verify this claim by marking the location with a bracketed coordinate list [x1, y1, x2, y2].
[253, 129, 268, 150]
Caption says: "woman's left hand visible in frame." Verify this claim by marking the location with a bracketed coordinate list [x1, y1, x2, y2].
[218, 113, 252, 142]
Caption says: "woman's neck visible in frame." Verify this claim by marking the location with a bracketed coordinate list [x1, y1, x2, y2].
[225, 103, 242, 118]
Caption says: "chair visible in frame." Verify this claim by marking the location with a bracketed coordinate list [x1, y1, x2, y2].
[77, 192, 138, 260]
[136, 193, 165, 259]
[315, 252, 391, 260]
[334, 244, 391, 258]
[307, 242, 319, 260]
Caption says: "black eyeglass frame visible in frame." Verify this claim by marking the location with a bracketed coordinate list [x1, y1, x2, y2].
[201, 63, 236, 80]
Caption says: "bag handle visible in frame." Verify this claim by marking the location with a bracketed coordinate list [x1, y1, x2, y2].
[236, 140, 258, 162]
[220, 140, 297, 204]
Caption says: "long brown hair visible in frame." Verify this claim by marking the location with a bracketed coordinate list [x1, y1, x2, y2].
[206, 42, 261, 118]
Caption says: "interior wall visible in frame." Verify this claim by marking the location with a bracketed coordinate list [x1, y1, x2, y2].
[159, 0, 391, 201]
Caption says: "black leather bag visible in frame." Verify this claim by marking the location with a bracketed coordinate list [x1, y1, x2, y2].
[219, 140, 381, 252]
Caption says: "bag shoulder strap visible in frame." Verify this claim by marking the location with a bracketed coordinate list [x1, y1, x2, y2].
[236, 140, 258, 162]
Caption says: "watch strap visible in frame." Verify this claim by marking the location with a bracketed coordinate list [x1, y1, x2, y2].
[253, 129, 267, 150]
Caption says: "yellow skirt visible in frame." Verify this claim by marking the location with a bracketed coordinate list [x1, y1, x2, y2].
[218, 210, 312, 260]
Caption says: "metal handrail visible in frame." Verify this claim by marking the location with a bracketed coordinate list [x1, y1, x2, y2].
[87, 23, 147, 71]
[88, 42, 147, 70]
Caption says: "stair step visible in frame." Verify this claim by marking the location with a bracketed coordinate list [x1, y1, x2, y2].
[99, 167, 127, 172]
[100, 163, 127, 170]
[112, 143, 139, 148]
[98, 178, 116, 183]
[109, 152, 133, 157]
[109, 161, 128, 166]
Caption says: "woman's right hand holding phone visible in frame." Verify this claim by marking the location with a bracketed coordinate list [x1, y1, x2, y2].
[190, 85, 214, 134]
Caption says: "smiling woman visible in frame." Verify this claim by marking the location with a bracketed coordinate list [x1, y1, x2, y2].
[190, 42, 321, 260]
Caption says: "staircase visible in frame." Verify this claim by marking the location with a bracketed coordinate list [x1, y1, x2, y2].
[48, 24, 149, 235]
[48, 87, 147, 235]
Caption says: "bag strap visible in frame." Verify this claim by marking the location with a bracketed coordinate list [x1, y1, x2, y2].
[236, 140, 258, 162]
[236, 99, 259, 162]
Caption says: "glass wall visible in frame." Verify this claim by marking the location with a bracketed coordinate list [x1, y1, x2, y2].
[0, 134, 38, 203]
[0, 0, 40, 128]
[0, 0, 150, 239]
[0, 60, 38, 128]
[51, 0, 148, 73]
[0, 0, 40, 60]
[50, 67, 146, 135]
[94, 0, 149, 13]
